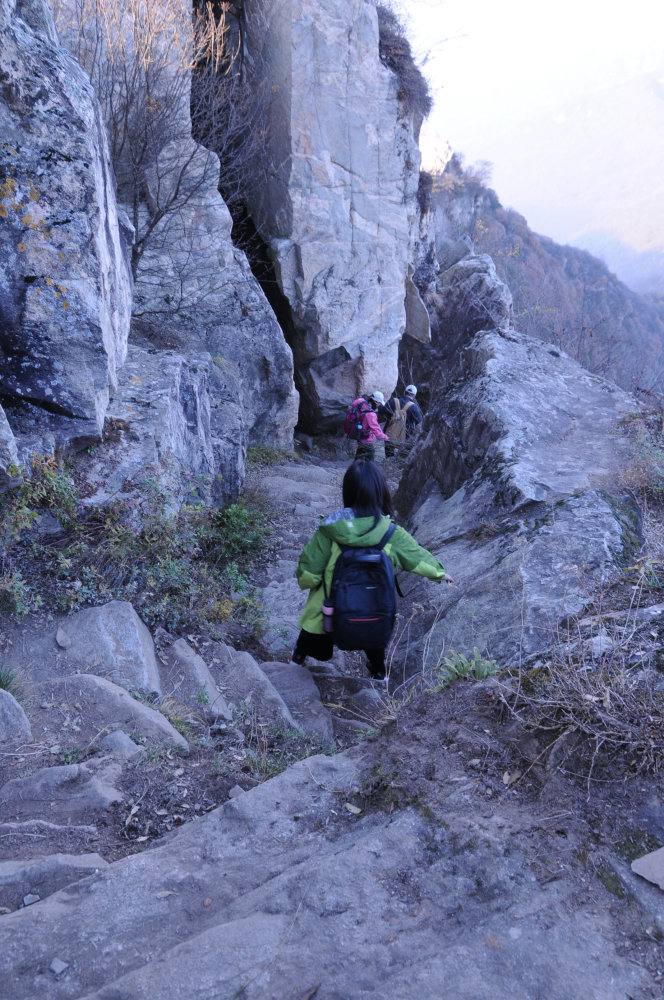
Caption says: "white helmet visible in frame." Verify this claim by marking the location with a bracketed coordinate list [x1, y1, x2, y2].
[370, 390, 385, 405]
[405, 384, 417, 396]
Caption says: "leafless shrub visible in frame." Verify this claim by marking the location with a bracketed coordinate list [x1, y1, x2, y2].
[376, 4, 432, 120]
[190, 2, 270, 218]
[499, 605, 664, 778]
[52, 0, 267, 296]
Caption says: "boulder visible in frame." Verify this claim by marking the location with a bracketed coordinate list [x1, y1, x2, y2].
[260, 661, 334, 742]
[36, 674, 189, 751]
[98, 730, 142, 760]
[159, 638, 232, 723]
[243, 0, 423, 428]
[209, 644, 301, 732]
[57, 602, 161, 696]
[0, 762, 123, 824]
[0, 0, 131, 454]
[0, 689, 32, 745]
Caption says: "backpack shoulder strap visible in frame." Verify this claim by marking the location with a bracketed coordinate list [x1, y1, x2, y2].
[402, 400, 414, 413]
[376, 522, 397, 551]
[377, 523, 403, 595]
[392, 398, 401, 416]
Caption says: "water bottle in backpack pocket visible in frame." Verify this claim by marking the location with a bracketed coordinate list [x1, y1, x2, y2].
[322, 601, 335, 633]
[325, 523, 397, 650]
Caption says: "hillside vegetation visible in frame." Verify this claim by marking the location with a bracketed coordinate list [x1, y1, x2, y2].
[428, 155, 664, 393]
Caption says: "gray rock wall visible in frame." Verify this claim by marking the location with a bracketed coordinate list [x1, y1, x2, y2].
[133, 138, 299, 447]
[395, 253, 643, 671]
[0, 0, 131, 447]
[243, 0, 422, 427]
[79, 343, 245, 507]
[0, 406, 19, 491]
[52, 0, 298, 451]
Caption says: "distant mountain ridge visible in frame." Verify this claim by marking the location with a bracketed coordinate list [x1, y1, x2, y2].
[429, 156, 664, 393]
[482, 73, 664, 296]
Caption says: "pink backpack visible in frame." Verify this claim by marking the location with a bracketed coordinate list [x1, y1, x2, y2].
[344, 399, 372, 440]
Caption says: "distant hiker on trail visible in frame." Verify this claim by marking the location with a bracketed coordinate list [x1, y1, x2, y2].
[368, 390, 388, 461]
[291, 459, 454, 682]
[344, 394, 389, 462]
[380, 384, 423, 453]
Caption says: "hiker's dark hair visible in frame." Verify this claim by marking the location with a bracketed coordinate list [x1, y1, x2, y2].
[342, 460, 395, 531]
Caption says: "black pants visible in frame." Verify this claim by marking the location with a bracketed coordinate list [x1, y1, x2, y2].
[355, 442, 375, 461]
[293, 629, 385, 678]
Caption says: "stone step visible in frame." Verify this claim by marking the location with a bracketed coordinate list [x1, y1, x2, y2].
[0, 853, 108, 912]
[259, 660, 335, 742]
[0, 750, 647, 1000]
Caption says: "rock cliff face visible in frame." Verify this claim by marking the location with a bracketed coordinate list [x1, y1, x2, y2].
[132, 137, 299, 447]
[0, 0, 132, 459]
[52, 0, 298, 453]
[243, 0, 423, 427]
[397, 253, 642, 671]
[0, 0, 298, 498]
[81, 342, 245, 506]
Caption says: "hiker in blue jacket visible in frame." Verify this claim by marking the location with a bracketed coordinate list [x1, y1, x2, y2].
[291, 460, 453, 679]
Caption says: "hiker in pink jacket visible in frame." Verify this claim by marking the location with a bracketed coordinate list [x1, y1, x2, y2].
[355, 392, 389, 462]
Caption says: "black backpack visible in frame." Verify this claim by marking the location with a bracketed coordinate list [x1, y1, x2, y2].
[327, 522, 397, 650]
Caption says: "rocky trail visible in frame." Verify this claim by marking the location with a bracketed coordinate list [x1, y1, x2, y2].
[1, 450, 663, 999]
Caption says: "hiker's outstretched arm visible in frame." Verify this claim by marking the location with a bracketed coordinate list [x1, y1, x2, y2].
[391, 526, 446, 581]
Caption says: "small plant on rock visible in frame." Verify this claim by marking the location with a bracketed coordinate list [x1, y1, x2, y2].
[246, 445, 289, 469]
[430, 647, 499, 692]
[0, 667, 21, 698]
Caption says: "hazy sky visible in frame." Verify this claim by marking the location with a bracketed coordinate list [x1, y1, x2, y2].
[400, 0, 664, 288]
[406, 0, 664, 154]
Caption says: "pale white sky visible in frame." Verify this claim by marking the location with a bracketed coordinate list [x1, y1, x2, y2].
[399, 0, 664, 286]
[403, 0, 664, 158]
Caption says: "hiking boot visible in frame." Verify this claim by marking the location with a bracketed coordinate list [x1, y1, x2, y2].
[290, 648, 306, 665]
[366, 661, 386, 680]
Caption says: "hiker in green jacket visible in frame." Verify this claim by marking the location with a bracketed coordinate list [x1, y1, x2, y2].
[291, 459, 454, 679]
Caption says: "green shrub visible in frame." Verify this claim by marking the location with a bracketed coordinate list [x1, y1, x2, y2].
[0, 571, 42, 616]
[0, 468, 272, 633]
